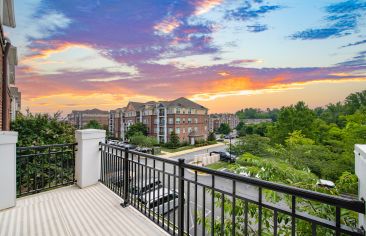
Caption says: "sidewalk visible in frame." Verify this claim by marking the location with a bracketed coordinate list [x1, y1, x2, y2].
[159, 142, 226, 158]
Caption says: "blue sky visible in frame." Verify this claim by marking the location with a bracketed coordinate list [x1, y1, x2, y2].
[6, 0, 366, 113]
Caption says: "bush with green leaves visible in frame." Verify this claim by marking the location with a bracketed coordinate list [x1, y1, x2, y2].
[129, 132, 158, 147]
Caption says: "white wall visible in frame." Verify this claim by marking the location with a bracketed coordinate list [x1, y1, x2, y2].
[355, 144, 366, 230]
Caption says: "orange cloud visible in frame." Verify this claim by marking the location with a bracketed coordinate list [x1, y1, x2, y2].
[154, 17, 181, 34]
[193, 0, 223, 15]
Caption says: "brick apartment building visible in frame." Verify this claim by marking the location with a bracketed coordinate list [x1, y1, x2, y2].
[208, 113, 240, 132]
[66, 109, 109, 129]
[109, 97, 209, 144]
[0, 0, 17, 131]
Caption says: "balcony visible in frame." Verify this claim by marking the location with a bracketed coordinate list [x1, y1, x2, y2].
[0, 130, 365, 236]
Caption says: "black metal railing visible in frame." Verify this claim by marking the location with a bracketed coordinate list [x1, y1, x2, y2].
[16, 143, 77, 197]
[99, 143, 365, 236]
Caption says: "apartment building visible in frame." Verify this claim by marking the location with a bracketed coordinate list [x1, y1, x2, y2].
[243, 118, 272, 125]
[109, 97, 209, 144]
[208, 113, 240, 132]
[0, 0, 16, 131]
[66, 108, 109, 129]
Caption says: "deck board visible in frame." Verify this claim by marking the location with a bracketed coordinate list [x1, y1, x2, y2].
[0, 183, 167, 236]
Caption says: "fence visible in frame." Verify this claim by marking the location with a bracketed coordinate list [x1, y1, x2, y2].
[16, 143, 77, 197]
[99, 143, 365, 236]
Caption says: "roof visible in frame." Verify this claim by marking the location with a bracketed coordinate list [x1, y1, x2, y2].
[71, 108, 109, 114]
[167, 97, 208, 110]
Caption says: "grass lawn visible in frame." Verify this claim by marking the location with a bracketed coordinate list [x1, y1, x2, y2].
[161, 145, 196, 153]
[205, 161, 229, 170]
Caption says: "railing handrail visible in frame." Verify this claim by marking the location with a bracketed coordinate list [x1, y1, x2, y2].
[100, 142, 365, 214]
[17, 143, 78, 150]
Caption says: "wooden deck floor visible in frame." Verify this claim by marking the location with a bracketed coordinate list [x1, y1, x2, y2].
[0, 183, 167, 236]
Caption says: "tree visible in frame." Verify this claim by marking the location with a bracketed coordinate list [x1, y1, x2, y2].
[267, 101, 315, 144]
[11, 111, 75, 146]
[84, 120, 102, 129]
[168, 131, 180, 148]
[231, 134, 271, 157]
[126, 122, 148, 139]
[129, 132, 158, 147]
[207, 132, 216, 141]
[344, 90, 366, 114]
[217, 123, 231, 135]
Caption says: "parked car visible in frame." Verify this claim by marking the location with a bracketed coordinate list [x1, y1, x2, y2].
[118, 142, 137, 149]
[135, 147, 152, 153]
[140, 188, 182, 215]
[210, 151, 237, 163]
[132, 178, 162, 196]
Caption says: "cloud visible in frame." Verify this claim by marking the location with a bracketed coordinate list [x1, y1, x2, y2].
[341, 39, 366, 48]
[247, 24, 268, 32]
[226, 3, 281, 21]
[154, 17, 181, 34]
[291, 0, 366, 40]
[6, 0, 71, 58]
[23, 42, 139, 75]
[193, 0, 223, 15]
[337, 51, 366, 66]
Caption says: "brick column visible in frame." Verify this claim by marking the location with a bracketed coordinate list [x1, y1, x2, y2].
[0, 131, 18, 210]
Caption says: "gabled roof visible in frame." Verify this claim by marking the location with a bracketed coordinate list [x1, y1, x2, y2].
[72, 108, 109, 114]
[168, 97, 208, 110]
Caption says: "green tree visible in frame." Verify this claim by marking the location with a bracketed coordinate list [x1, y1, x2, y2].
[344, 90, 366, 114]
[84, 120, 102, 129]
[267, 101, 315, 144]
[217, 123, 231, 135]
[129, 132, 158, 147]
[126, 122, 148, 139]
[168, 131, 180, 148]
[231, 134, 271, 157]
[11, 111, 75, 146]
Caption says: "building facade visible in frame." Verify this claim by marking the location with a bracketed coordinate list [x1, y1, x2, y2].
[208, 113, 240, 132]
[109, 97, 209, 144]
[0, 0, 16, 131]
[66, 109, 109, 129]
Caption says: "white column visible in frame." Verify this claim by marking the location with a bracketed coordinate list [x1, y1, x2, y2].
[164, 108, 167, 143]
[355, 144, 366, 229]
[75, 129, 106, 188]
[0, 131, 18, 211]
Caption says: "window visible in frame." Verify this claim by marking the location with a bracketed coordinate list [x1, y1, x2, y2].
[176, 128, 180, 134]
[205, 126, 207, 131]
[194, 118, 198, 124]
[183, 128, 185, 133]
[182, 118, 185, 123]
[168, 118, 174, 124]
[176, 108, 181, 114]
[143, 119, 147, 124]
[194, 127, 198, 131]
[188, 118, 192, 124]
[154, 119, 158, 124]
[169, 128, 173, 133]
[176, 117, 181, 124]
[188, 127, 192, 133]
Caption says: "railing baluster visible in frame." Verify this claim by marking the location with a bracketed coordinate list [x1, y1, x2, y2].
[178, 159, 185, 236]
[194, 171, 198, 236]
[258, 187, 262, 236]
[292, 195, 296, 236]
[232, 181, 236, 236]
[336, 207, 341, 236]
[221, 193, 224, 236]
[244, 200, 248, 235]
[273, 209, 278, 236]
[211, 175, 215, 236]
[202, 185, 206, 236]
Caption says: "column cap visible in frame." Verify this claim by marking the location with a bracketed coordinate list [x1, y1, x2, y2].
[75, 129, 106, 140]
[355, 144, 366, 159]
[0, 131, 18, 144]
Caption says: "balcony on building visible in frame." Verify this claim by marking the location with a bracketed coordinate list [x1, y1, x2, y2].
[0, 130, 365, 236]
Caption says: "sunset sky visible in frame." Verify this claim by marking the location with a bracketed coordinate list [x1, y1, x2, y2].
[6, 0, 366, 114]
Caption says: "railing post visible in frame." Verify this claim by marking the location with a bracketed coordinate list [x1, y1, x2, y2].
[75, 129, 106, 188]
[178, 158, 185, 236]
[122, 148, 129, 207]
[0, 131, 18, 211]
[355, 144, 366, 231]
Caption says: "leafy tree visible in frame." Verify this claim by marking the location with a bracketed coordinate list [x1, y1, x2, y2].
[126, 122, 148, 139]
[344, 90, 366, 114]
[336, 171, 358, 195]
[167, 131, 180, 148]
[267, 101, 315, 144]
[231, 134, 271, 157]
[129, 132, 158, 147]
[84, 120, 102, 129]
[11, 111, 75, 146]
[285, 130, 315, 146]
[217, 123, 231, 135]
[207, 132, 216, 141]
